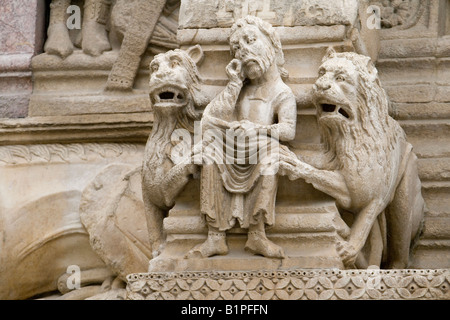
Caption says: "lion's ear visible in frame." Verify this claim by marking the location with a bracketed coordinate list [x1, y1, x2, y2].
[186, 45, 205, 66]
[323, 47, 337, 62]
[365, 57, 379, 82]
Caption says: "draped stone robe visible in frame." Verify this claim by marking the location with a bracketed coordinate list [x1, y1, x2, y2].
[199, 78, 297, 231]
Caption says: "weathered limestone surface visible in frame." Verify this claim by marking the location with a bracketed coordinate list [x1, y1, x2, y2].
[0, 0, 449, 301]
[141, 0, 382, 275]
[372, 0, 450, 269]
[0, 143, 145, 300]
[179, 0, 360, 29]
[29, 0, 180, 118]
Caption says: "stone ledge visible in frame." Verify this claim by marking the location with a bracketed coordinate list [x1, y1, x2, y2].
[126, 268, 450, 300]
[0, 53, 33, 72]
[177, 25, 347, 46]
[0, 113, 153, 145]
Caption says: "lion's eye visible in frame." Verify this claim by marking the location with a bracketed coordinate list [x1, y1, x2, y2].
[336, 74, 346, 82]
[318, 69, 326, 77]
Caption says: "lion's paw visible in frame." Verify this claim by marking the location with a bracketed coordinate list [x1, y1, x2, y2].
[336, 240, 358, 268]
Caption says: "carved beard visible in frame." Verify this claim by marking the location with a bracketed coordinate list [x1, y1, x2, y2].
[243, 46, 275, 80]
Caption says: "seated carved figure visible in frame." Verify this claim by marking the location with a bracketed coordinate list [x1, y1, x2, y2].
[281, 48, 424, 269]
[142, 45, 207, 257]
[186, 16, 297, 259]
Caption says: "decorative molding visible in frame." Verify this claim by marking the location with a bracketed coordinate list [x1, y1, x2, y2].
[0, 143, 142, 165]
[126, 269, 450, 300]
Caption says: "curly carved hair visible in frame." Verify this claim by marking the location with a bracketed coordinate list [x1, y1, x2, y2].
[148, 48, 206, 162]
[230, 15, 289, 80]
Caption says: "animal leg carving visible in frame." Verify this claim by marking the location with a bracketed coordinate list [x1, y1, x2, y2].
[384, 153, 425, 269]
[280, 157, 352, 209]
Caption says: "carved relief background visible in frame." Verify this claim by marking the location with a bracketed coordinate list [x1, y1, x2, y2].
[0, 0, 449, 301]
[369, 0, 429, 29]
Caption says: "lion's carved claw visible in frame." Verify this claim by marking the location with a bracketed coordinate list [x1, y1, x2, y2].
[336, 240, 358, 268]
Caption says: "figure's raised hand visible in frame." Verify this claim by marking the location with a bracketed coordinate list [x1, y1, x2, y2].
[226, 59, 245, 85]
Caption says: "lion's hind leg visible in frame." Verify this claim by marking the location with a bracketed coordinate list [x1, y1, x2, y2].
[384, 152, 425, 269]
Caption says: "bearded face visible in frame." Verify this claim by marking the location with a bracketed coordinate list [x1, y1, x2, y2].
[229, 24, 276, 80]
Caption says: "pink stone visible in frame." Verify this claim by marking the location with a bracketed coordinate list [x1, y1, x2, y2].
[0, 0, 46, 118]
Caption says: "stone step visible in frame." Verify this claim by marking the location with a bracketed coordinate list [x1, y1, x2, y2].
[164, 210, 345, 236]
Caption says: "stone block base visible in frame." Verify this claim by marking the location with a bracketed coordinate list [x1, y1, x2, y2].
[126, 269, 450, 300]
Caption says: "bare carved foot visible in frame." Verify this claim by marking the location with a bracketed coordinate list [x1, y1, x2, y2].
[81, 21, 111, 57]
[45, 23, 74, 59]
[245, 231, 285, 259]
[185, 232, 229, 258]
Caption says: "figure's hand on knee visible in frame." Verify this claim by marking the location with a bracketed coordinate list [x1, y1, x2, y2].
[240, 120, 261, 132]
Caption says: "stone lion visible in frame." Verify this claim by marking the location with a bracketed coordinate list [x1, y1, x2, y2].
[281, 48, 424, 269]
[142, 45, 208, 258]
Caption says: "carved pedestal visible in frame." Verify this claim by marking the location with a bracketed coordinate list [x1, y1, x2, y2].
[29, 52, 151, 117]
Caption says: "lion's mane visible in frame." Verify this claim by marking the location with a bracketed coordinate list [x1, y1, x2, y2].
[317, 52, 406, 173]
[147, 49, 206, 163]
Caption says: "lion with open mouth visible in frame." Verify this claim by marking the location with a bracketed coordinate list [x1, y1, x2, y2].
[142, 45, 208, 257]
[281, 48, 425, 269]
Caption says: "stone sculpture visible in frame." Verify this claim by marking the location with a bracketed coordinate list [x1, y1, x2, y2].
[142, 45, 208, 258]
[43, 0, 180, 90]
[185, 16, 297, 259]
[74, 45, 208, 298]
[280, 48, 425, 269]
[45, 0, 112, 58]
[3, 0, 448, 301]
[106, 0, 174, 91]
[80, 164, 151, 283]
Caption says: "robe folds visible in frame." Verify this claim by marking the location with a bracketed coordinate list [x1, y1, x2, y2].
[200, 125, 295, 231]
[198, 75, 297, 231]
